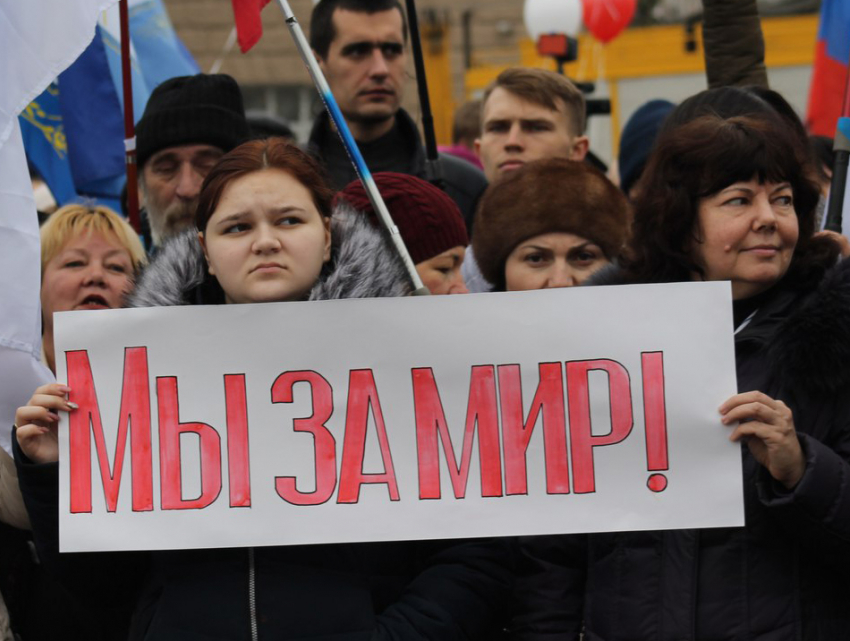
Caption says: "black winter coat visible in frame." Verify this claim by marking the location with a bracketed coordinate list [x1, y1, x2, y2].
[307, 109, 488, 231]
[16, 210, 514, 641]
[512, 260, 850, 641]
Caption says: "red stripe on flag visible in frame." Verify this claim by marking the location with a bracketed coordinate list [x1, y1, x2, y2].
[807, 39, 849, 136]
[231, 0, 271, 53]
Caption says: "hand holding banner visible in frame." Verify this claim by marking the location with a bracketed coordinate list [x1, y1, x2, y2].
[56, 283, 743, 553]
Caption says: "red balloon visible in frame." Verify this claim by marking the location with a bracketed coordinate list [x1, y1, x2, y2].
[581, 0, 637, 44]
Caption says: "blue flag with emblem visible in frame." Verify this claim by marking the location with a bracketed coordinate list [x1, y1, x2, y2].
[19, 0, 199, 210]
[18, 83, 78, 206]
[59, 23, 140, 205]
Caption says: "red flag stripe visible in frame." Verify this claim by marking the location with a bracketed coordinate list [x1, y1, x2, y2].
[231, 0, 271, 54]
[807, 40, 848, 136]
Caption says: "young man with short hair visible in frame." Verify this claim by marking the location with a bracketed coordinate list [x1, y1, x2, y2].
[475, 67, 589, 183]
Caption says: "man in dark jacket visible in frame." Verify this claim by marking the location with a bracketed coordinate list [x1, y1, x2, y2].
[307, 0, 486, 229]
[702, 0, 767, 90]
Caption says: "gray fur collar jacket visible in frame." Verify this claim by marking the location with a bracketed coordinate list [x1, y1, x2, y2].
[129, 204, 413, 308]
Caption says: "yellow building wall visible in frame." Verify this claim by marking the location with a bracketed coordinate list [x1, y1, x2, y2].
[454, 14, 818, 150]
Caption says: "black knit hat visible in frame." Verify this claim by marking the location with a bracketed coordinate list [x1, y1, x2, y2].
[335, 173, 469, 265]
[136, 74, 250, 168]
[472, 158, 629, 286]
[618, 99, 674, 196]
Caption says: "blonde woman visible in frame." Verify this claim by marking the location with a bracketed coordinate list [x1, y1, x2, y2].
[2, 204, 145, 640]
[38, 204, 147, 373]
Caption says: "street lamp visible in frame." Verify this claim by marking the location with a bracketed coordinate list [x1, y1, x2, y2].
[523, 0, 583, 41]
[523, 0, 583, 72]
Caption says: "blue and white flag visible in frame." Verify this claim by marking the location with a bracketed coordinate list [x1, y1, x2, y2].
[0, 0, 118, 454]
[18, 0, 200, 209]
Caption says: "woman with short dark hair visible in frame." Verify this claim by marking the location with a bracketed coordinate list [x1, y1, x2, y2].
[513, 108, 850, 641]
[625, 114, 831, 293]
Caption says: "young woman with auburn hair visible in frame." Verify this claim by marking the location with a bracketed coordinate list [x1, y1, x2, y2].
[15, 138, 512, 640]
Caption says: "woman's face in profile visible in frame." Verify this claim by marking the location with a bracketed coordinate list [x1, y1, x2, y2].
[416, 246, 469, 295]
[692, 178, 798, 300]
[504, 232, 610, 291]
[200, 168, 331, 305]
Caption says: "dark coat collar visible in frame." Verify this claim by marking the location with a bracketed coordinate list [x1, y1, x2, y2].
[766, 257, 850, 393]
[585, 259, 850, 393]
[307, 108, 426, 171]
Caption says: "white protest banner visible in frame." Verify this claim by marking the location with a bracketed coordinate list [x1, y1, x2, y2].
[56, 282, 743, 553]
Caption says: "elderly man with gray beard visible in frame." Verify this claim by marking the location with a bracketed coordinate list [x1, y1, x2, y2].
[135, 73, 250, 249]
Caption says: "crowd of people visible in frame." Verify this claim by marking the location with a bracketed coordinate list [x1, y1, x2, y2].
[3, 0, 850, 639]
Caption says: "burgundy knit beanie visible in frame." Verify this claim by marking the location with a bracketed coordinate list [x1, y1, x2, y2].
[335, 173, 469, 264]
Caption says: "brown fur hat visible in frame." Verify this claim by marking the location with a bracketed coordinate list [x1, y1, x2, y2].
[472, 158, 629, 286]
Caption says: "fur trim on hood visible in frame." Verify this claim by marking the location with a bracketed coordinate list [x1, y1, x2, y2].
[129, 203, 413, 308]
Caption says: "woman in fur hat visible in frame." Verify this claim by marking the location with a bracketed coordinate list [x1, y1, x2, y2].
[15, 138, 512, 640]
[472, 158, 629, 292]
[513, 110, 850, 640]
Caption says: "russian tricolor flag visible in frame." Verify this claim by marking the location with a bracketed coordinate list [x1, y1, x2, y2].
[807, 0, 850, 136]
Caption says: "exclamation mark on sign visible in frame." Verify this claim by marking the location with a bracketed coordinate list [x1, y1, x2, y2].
[641, 352, 669, 492]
